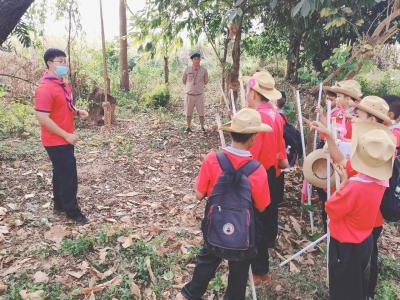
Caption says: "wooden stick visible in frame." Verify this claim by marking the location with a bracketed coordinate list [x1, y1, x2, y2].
[295, 90, 314, 233]
[215, 114, 226, 148]
[230, 89, 237, 114]
[239, 77, 246, 108]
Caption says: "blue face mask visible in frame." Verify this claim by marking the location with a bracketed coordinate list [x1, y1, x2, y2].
[55, 65, 69, 77]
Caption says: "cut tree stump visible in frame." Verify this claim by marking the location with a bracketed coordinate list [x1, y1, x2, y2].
[87, 87, 117, 125]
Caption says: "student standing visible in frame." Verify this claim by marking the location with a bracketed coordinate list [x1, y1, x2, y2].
[34, 48, 89, 225]
[311, 96, 396, 300]
[246, 71, 288, 285]
[176, 108, 271, 299]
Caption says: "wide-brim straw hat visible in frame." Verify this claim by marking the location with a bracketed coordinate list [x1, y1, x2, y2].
[244, 71, 282, 101]
[324, 80, 362, 100]
[303, 149, 336, 189]
[350, 121, 396, 180]
[355, 95, 391, 123]
[220, 108, 272, 133]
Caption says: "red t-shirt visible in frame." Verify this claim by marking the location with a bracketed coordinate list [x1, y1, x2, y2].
[345, 161, 385, 227]
[326, 161, 386, 243]
[196, 148, 270, 212]
[249, 102, 287, 173]
[34, 73, 75, 146]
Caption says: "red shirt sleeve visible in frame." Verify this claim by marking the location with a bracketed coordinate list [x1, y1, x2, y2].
[325, 182, 355, 222]
[276, 114, 287, 160]
[249, 165, 270, 212]
[34, 86, 53, 113]
[196, 153, 214, 195]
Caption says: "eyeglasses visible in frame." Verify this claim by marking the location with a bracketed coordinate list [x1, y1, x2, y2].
[51, 60, 67, 65]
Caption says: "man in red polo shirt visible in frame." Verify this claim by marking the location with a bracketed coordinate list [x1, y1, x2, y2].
[311, 95, 396, 299]
[245, 70, 288, 285]
[34, 48, 89, 225]
[177, 108, 271, 299]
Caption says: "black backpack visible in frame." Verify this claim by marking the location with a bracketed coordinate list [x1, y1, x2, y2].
[201, 152, 260, 261]
[281, 114, 303, 167]
[381, 156, 400, 222]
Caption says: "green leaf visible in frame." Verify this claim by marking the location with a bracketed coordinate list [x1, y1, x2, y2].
[320, 7, 338, 17]
[270, 0, 278, 9]
[342, 7, 352, 14]
[356, 19, 364, 26]
[300, 0, 311, 17]
[291, 0, 305, 17]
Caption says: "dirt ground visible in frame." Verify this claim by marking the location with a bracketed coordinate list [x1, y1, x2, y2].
[1, 100, 399, 299]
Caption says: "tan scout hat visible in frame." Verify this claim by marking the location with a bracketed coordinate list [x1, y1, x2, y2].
[220, 108, 272, 133]
[350, 121, 396, 180]
[324, 80, 363, 100]
[245, 71, 282, 101]
[355, 95, 391, 123]
[303, 149, 336, 189]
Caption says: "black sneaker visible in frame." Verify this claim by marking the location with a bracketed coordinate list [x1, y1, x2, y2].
[66, 209, 89, 225]
[185, 127, 192, 134]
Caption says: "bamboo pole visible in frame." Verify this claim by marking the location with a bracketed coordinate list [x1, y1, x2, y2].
[99, 0, 111, 129]
[313, 82, 323, 150]
[295, 90, 314, 233]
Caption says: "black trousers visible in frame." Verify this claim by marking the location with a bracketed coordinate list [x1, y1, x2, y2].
[45, 144, 79, 212]
[368, 226, 383, 297]
[251, 167, 278, 275]
[316, 187, 328, 233]
[181, 246, 250, 300]
[329, 235, 373, 300]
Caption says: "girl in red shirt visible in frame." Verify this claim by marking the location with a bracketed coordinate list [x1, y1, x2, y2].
[311, 96, 396, 300]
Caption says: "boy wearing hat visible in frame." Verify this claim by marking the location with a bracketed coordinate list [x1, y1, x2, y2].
[176, 108, 271, 300]
[311, 95, 396, 300]
[245, 71, 288, 285]
[182, 52, 208, 133]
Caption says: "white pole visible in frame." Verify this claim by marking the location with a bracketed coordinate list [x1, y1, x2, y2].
[295, 90, 314, 233]
[248, 266, 257, 300]
[326, 100, 332, 282]
[279, 233, 328, 267]
[230, 89, 237, 114]
[215, 114, 226, 148]
[219, 82, 231, 116]
[313, 82, 323, 150]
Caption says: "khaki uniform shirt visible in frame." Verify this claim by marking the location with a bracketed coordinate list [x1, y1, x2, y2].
[182, 66, 208, 95]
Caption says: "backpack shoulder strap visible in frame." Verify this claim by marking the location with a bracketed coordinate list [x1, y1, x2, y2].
[216, 151, 235, 173]
[238, 159, 261, 177]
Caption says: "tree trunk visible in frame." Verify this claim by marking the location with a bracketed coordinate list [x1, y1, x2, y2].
[163, 56, 169, 85]
[0, 0, 35, 46]
[119, 0, 129, 91]
[67, 0, 73, 84]
[286, 32, 302, 83]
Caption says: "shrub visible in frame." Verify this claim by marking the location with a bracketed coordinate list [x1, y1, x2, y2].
[143, 84, 170, 109]
[0, 101, 37, 139]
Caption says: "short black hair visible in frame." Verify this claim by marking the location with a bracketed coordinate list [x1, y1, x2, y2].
[44, 48, 66, 68]
[190, 53, 201, 59]
[230, 132, 255, 143]
[382, 95, 400, 120]
[277, 91, 286, 109]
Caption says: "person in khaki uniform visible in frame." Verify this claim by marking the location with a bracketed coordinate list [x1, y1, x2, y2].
[182, 52, 208, 133]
